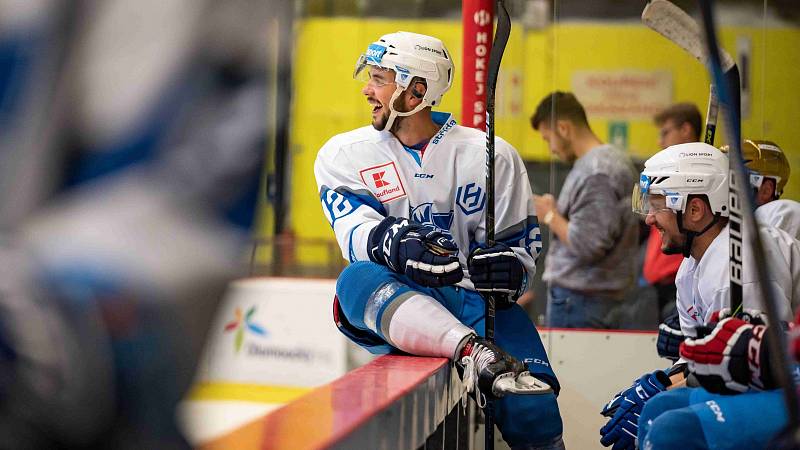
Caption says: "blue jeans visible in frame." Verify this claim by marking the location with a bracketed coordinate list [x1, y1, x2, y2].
[546, 285, 619, 329]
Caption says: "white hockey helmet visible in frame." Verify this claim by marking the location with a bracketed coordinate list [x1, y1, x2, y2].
[354, 31, 454, 129]
[633, 142, 729, 217]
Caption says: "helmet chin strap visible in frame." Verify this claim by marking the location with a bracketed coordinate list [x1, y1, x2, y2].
[676, 211, 722, 258]
[382, 84, 428, 132]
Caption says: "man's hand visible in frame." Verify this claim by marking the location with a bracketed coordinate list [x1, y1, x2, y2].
[600, 370, 670, 450]
[468, 243, 526, 309]
[532, 193, 556, 225]
[657, 312, 684, 361]
[368, 216, 463, 288]
[680, 317, 775, 394]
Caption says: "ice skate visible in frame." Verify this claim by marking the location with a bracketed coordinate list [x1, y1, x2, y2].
[457, 335, 553, 407]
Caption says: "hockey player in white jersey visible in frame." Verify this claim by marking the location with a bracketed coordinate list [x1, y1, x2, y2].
[314, 31, 564, 449]
[599, 143, 800, 449]
[656, 139, 799, 366]
[721, 139, 800, 238]
[635, 143, 799, 331]
[635, 142, 800, 449]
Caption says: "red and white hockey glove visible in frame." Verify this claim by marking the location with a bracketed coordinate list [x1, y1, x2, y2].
[680, 317, 776, 394]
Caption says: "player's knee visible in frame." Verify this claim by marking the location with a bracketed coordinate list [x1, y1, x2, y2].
[336, 262, 381, 325]
[642, 408, 705, 450]
[335, 261, 402, 331]
[497, 393, 563, 448]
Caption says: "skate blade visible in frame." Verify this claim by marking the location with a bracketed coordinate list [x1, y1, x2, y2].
[493, 371, 553, 396]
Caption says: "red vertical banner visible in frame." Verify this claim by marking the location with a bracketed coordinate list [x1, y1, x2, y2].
[462, 0, 494, 130]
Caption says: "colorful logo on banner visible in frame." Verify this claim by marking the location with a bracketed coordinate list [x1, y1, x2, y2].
[224, 306, 268, 353]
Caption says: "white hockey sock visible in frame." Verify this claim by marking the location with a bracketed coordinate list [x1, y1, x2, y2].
[385, 293, 473, 358]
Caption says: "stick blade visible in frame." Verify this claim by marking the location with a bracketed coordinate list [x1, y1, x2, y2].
[642, 0, 735, 70]
[493, 371, 554, 395]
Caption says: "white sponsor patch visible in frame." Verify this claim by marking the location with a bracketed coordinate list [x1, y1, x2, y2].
[359, 161, 407, 203]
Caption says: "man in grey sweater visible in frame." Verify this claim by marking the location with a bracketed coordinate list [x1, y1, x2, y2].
[531, 92, 638, 328]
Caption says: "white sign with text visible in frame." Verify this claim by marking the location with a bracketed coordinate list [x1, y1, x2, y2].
[572, 70, 673, 120]
[198, 278, 346, 387]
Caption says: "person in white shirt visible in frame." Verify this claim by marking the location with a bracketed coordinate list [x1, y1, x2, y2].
[635, 143, 798, 334]
[600, 142, 800, 450]
[314, 31, 564, 449]
[635, 141, 800, 449]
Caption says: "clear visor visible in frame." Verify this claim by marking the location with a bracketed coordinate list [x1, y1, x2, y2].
[353, 56, 396, 87]
[631, 184, 678, 216]
[631, 183, 649, 215]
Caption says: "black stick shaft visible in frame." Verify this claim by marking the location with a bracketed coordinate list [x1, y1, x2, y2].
[484, 1, 511, 448]
[698, 0, 744, 323]
[699, 0, 800, 440]
[704, 83, 718, 145]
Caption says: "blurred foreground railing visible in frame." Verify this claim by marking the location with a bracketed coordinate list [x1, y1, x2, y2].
[200, 355, 477, 450]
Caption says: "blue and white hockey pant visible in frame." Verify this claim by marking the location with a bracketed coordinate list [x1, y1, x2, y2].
[333, 261, 563, 447]
[639, 387, 788, 450]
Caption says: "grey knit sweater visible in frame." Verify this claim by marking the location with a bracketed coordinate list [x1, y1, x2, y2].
[541, 144, 639, 300]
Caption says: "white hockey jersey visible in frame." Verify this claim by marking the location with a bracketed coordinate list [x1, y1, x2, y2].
[756, 199, 800, 239]
[314, 112, 541, 291]
[676, 224, 800, 336]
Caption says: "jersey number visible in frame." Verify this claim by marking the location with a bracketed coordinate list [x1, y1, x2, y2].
[322, 189, 355, 223]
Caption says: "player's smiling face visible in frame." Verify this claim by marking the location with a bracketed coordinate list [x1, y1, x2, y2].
[644, 194, 686, 254]
[361, 66, 397, 130]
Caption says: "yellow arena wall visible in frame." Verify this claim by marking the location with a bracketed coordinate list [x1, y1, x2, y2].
[285, 18, 800, 266]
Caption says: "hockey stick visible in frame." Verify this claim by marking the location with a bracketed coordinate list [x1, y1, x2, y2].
[641, 0, 735, 146]
[484, 0, 511, 448]
[698, 0, 800, 444]
[641, 0, 743, 311]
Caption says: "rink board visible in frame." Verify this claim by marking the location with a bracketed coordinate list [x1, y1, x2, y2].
[183, 278, 665, 449]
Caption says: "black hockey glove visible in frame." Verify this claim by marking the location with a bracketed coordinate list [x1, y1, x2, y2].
[368, 216, 463, 288]
[656, 312, 684, 362]
[468, 242, 526, 309]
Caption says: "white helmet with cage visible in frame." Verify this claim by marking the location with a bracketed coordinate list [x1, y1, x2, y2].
[633, 142, 729, 217]
[353, 31, 454, 130]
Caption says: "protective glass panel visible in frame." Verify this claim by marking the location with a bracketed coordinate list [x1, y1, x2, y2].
[275, 1, 799, 334]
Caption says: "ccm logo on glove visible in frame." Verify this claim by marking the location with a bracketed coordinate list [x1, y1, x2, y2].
[368, 216, 463, 288]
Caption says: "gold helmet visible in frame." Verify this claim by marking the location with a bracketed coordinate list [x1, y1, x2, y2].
[720, 139, 790, 197]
